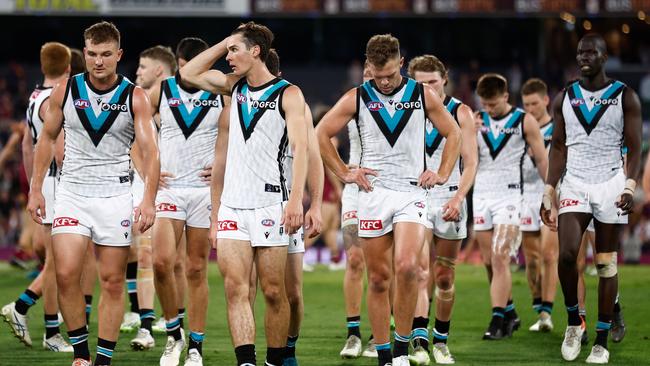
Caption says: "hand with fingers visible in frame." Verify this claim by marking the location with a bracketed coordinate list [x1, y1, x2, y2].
[304, 206, 322, 239]
[442, 196, 463, 222]
[134, 200, 156, 233]
[473, 111, 484, 131]
[26, 190, 46, 225]
[342, 167, 378, 192]
[540, 184, 557, 231]
[208, 211, 219, 249]
[418, 169, 445, 189]
[616, 179, 636, 216]
[282, 198, 304, 235]
[159, 171, 174, 189]
[199, 164, 212, 186]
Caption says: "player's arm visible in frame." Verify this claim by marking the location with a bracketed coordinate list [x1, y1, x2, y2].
[316, 88, 376, 191]
[132, 86, 159, 233]
[208, 99, 230, 248]
[523, 113, 548, 181]
[304, 104, 324, 238]
[0, 126, 21, 170]
[283, 86, 308, 235]
[618, 88, 643, 214]
[423, 84, 461, 186]
[179, 38, 239, 95]
[541, 92, 567, 228]
[27, 81, 66, 224]
[21, 119, 34, 180]
[442, 104, 477, 221]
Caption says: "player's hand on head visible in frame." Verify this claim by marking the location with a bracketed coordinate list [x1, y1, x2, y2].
[344, 167, 377, 192]
[418, 169, 443, 189]
[442, 196, 462, 222]
[199, 164, 212, 185]
[282, 199, 304, 235]
[26, 191, 46, 225]
[159, 171, 174, 189]
[304, 206, 322, 238]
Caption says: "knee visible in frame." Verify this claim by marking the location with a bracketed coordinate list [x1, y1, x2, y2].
[173, 257, 185, 274]
[435, 267, 454, 290]
[395, 257, 418, 282]
[347, 250, 365, 274]
[55, 268, 78, 289]
[367, 269, 391, 293]
[153, 255, 174, 277]
[261, 282, 286, 308]
[286, 285, 302, 308]
[559, 250, 578, 270]
[223, 277, 249, 302]
[100, 274, 124, 298]
[185, 258, 207, 282]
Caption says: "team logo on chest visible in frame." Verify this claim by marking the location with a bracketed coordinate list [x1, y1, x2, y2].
[567, 81, 624, 135]
[236, 79, 290, 141]
[163, 77, 220, 139]
[360, 79, 422, 147]
[70, 74, 132, 147]
[480, 109, 524, 159]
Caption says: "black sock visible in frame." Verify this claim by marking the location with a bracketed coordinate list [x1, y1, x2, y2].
[505, 299, 518, 320]
[126, 262, 139, 313]
[266, 347, 284, 365]
[532, 297, 542, 314]
[491, 307, 505, 329]
[595, 314, 612, 349]
[393, 332, 410, 357]
[95, 338, 116, 365]
[613, 301, 621, 314]
[44, 313, 60, 339]
[235, 344, 256, 365]
[433, 318, 450, 344]
[139, 309, 155, 333]
[411, 316, 429, 351]
[188, 332, 204, 355]
[541, 301, 553, 315]
[567, 304, 582, 326]
[376, 342, 392, 366]
[15, 289, 39, 315]
[165, 317, 183, 341]
[85, 295, 93, 324]
[178, 308, 186, 329]
[68, 326, 90, 361]
[285, 335, 298, 359]
[346, 315, 361, 338]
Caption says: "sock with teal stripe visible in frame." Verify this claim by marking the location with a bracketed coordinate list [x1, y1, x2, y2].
[433, 318, 450, 344]
[285, 334, 298, 359]
[540, 301, 553, 315]
[595, 314, 611, 349]
[68, 326, 90, 361]
[44, 313, 60, 339]
[346, 315, 361, 338]
[189, 331, 205, 355]
[139, 309, 155, 333]
[15, 289, 39, 315]
[411, 316, 429, 351]
[166, 317, 182, 341]
[376, 342, 392, 366]
[85, 295, 93, 324]
[532, 297, 542, 314]
[95, 338, 116, 365]
[566, 303, 581, 326]
[393, 332, 410, 358]
[126, 261, 139, 313]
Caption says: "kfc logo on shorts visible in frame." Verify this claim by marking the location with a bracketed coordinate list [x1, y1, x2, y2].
[168, 98, 182, 107]
[560, 199, 579, 208]
[217, 220, 238, 231]
[414, 201, 425, 209]
[474, 216, 485, 225]
[343, 211, 357, 220]
[121, 219, 131, 227]
[53, 217, 79, 228]
[359, 220, 383, 230]
[261, 219, 275, 227]
[157, 203, 177, 212]
[521, 217, 532, 226]
[366, 101, 384, 111]
[74, 99, 90, 109]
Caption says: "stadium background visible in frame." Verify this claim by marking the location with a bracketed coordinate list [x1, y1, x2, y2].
[0, 1, 650, 365]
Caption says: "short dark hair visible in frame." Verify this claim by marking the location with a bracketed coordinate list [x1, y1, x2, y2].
[84, 21, 120, 46]
[70, 48, 85, 75]
[265, 48, 280, 77]
[476, 73, 508, 99]
[141, 45, 178, 74]
[231, 21, 274, 62]
[407, 54, 447, 79]
[175, 37, 208, 62]
[366, 34, 400, 67]
[521, 78, 548, 97]
[40, 42, 70, 78]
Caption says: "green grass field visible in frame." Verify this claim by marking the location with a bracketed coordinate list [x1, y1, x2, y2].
[1, 263, 649, 365]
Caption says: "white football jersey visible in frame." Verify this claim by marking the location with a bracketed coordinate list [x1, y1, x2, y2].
[26, 85, 57, 177]
[158, 75, 222, 188]
[59, 73, 135, 197]
[426, 95, 463, 197]
[522, 121, 553, 197]
[562, 80, 626, 183]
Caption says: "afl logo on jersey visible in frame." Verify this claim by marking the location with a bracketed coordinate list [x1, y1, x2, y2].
[394, 101, 422, 111]
[236, 93, 247, 104]
[168, 98, 182, 107]
[261, 219, 275, 227]
[367, 101, 384, 111]
[570, 98, 585, 107]
[74, 99, 90, 109]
